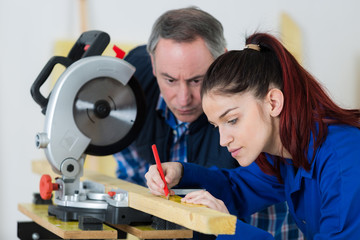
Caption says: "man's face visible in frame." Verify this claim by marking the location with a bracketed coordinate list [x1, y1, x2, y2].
[151, 38, 214, 123]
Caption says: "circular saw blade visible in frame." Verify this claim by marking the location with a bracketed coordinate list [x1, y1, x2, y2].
[73, 76, 137, 149]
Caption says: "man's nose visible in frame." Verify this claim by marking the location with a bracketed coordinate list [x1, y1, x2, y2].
[177, 84, 191, 106]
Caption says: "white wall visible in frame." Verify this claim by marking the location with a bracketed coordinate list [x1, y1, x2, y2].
[0, 0, 359, 238]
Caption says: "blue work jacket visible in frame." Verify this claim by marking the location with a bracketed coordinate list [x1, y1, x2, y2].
[179, 124, 360, 239]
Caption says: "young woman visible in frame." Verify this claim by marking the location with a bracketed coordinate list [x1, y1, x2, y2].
[145, 32, 360, 239]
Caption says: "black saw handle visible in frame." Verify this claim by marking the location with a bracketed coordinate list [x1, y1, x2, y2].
[31, 30, 110, 114]
[67, 30, 110, 61]
[30, 56, 73, 114]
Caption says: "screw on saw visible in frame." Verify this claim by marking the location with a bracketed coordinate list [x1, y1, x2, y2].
[39, 174, 59, 200]
[94, 100, 111, 119]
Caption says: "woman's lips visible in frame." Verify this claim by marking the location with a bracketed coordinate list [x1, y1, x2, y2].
[229, 148, 242, 158]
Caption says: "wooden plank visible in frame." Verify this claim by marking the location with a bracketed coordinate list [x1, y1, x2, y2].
[18, 203, 117, 239]
[32, 160, 237, 235]
[31, 156, 117, 178]
[32, 159, 60, 179]
[18, 202, 192, 239]
[109, 224, 193, 239]
[85, 172, 236, 235]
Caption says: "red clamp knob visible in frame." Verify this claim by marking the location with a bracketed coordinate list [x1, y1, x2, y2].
[39, 174, 59, 200]
[108, 191, 116, 197]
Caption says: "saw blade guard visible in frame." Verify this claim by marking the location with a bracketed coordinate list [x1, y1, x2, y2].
[36, 55, 146, 177]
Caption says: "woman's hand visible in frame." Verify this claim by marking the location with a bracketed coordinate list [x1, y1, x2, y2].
[145, 162, 183, 196]
[181, 190, 230, 214]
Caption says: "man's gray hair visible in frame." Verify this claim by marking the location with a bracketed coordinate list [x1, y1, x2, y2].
[147, 6, 227, 59]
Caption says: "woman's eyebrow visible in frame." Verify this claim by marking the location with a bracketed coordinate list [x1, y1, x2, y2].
[219, 107, 238, 120]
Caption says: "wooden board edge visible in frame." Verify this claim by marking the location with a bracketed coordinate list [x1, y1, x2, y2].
[109, 224, 193, 239]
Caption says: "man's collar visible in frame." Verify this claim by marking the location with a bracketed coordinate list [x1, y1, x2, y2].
[157, 94, 208, 132]
[156, 94, 169, 120]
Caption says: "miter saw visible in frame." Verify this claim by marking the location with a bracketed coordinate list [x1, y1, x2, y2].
[30, 30, 152, 225]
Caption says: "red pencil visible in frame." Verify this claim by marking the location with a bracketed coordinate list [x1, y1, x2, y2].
[151, 144, 170, 199]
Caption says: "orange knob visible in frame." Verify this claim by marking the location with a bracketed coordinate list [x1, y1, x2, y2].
[39, 174, 59, 200]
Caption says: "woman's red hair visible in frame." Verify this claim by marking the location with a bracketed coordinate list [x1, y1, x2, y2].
[248, 33, 360, 181]
[202, 33, 360, 182]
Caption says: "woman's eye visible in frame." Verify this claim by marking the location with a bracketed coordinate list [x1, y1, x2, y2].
[228, 118, 238, 125]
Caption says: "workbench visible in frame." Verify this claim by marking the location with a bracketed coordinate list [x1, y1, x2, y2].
[18, 203, 117, 239]
[17, 160, 236, 239]
[18, 203, 193, 239]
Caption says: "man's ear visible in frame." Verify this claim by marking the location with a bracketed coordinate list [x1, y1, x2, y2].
[266, 88, 284, 117]
[150, 54, 156, 76]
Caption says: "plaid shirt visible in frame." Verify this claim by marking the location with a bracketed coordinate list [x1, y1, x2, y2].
[114, 95, 188, 186]
[245, 203, 304, 240]
[114, 95, 303, 240]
